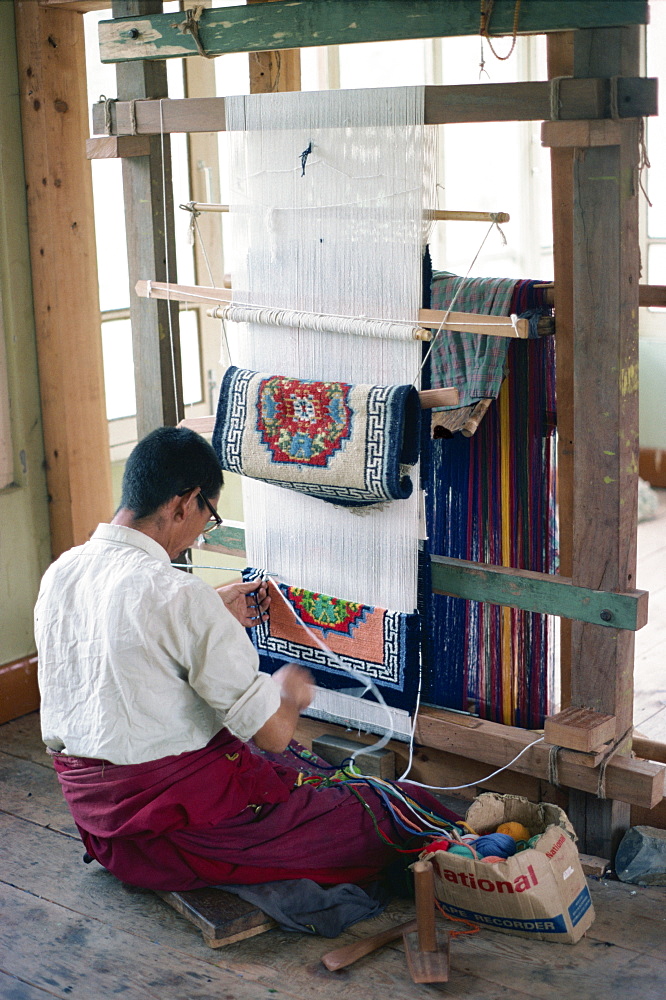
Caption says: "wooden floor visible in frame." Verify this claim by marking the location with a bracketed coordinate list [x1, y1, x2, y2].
[1, 711, 665, 1000]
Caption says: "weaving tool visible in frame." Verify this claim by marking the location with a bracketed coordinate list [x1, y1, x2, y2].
[403, 860, 450, 983]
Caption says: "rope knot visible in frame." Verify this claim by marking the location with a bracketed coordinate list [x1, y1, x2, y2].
[174, 5, 214, 59]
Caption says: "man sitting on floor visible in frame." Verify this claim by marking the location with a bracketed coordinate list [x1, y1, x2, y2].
[35, 426, 457, 892]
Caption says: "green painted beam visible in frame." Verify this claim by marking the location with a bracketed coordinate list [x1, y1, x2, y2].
[197, 524, 648, 630]
[431, 555, 649, 631]
[202, 522, 247, 556]
[99, 1, 649, 64]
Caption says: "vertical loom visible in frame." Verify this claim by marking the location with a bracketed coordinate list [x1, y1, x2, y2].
[223, 87, 436, 734]
[92, 0, 662, 856]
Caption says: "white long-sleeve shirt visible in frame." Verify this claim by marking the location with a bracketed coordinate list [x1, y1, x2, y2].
[35, 523, 281, 765]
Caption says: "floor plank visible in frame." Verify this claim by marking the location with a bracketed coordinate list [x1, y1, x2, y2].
[0, 751, 78, 837]
[0, 713, 48, 768]
[0, 881, 309, 1000]
[0, 974, 62, 1000]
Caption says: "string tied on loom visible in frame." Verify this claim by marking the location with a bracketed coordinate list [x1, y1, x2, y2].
[479, 0, 522, 65]
[98, 95, 116, 136]
[173, 5, 214, 59]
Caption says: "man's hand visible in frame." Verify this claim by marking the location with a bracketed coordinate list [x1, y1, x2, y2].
[253, 664, 315, 752]
[215, 579, 271, 628]
[272, 663, 315, 711]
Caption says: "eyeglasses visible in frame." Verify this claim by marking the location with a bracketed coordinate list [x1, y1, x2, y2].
[199, 492, 223, 535]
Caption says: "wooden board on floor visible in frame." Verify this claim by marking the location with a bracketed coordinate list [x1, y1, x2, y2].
[156, 887, 276, 947]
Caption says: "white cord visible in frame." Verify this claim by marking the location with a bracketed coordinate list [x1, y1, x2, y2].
[159, 99, 181, 421]
[400, 735, 545, 791]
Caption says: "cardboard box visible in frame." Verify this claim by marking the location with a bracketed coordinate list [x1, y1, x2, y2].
[428, 792, 595, 943]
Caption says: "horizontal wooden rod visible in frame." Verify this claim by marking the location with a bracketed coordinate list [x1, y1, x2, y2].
[415, 708, 664, 810]
[136, 280, 530, 339]
[430, 555, 649, 631]
[182, 202, 511, 224]
[633, 736, 666, 765]
[90, 78, 657, 137]
[98, 3, 649, 64]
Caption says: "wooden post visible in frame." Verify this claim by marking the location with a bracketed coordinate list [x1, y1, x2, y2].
[247, 0, 301, 95]
[112, 0, 183, 436]
[567, 26, 641, 858]
[14, 0, 113, 558]
[547, 32, 574, 709]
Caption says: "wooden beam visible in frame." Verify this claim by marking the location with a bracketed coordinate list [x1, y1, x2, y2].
[541, 119, 625, 148]
[14, 0, 113, 558]
[91, 78, 658, 136]
[507, 283, 666, 309]
[39, 0, 111, 11]
[190, 514, 649, 631]
[85, 135, 150, 158]
[97, 2, 650, 64]
[414, 709, 663, 810]
[566, 24, 642, 859]
[113, 0, 183, 435]
[431, 556, 648, 632]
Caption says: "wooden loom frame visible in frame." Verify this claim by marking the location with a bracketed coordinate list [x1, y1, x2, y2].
[41, 0, 665, 857]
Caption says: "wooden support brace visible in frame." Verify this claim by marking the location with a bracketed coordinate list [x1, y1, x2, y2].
[96, 3, 650, 64]
[85, 135, 150, 158]
[541, 119, 625, 148]
[544, 707, 617, 753]
[414, 709, 664, 809]
[430, 554, 648, 631]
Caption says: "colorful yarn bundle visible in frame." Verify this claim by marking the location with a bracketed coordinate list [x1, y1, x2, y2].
[497, 821, 531, 842]
[424, 330, 557, 728]
[288, 747, 464, 853]
[423, 823, 538, 862]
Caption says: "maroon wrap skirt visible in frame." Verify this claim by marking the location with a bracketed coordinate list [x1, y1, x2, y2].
[53, 728, 459, 892]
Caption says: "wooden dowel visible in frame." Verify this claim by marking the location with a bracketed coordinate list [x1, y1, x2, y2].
[182, 202, 510, 224]
[413, 861, 437, 953]
[633, 736, 666, 766]
[138, 280, 530, 339]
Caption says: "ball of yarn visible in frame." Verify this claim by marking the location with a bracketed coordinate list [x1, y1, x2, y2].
[447, 843, 476, 859]
[527, 834, 541, 849]
[496, 821, 531, 842]
[480, 855, 505, 863]
[473, 833, 517, 859]
[423, 837, 451, 854]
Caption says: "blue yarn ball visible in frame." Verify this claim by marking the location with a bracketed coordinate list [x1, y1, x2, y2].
[473, 833, 517, 859]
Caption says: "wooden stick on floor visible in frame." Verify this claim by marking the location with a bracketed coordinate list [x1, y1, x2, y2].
[402, 860, 450, 983]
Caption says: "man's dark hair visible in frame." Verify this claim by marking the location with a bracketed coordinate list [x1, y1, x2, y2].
[119, 427, 223, 519]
